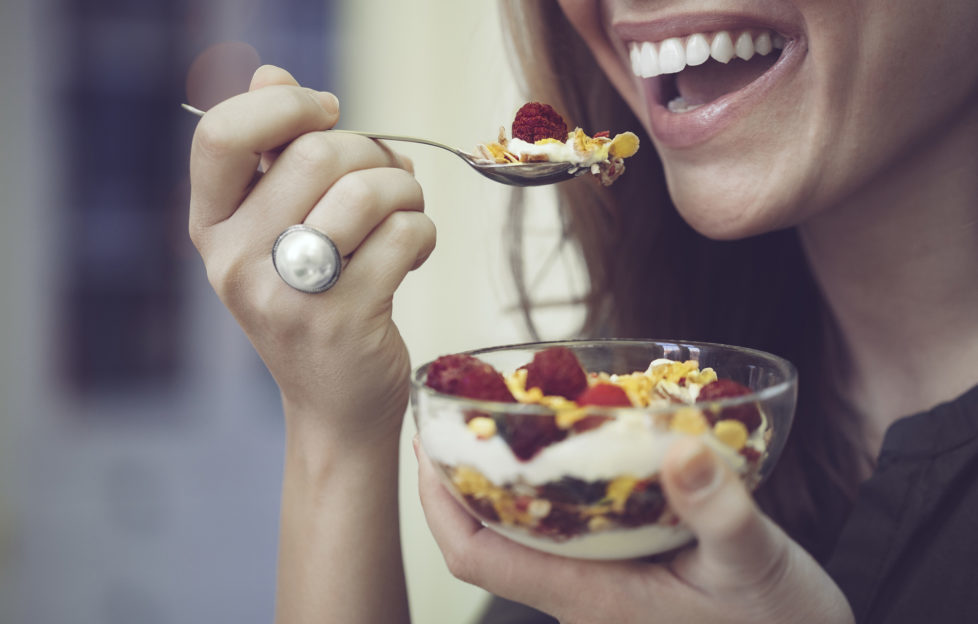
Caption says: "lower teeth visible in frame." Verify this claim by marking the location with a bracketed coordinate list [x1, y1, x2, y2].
[667, 97, 702, 113]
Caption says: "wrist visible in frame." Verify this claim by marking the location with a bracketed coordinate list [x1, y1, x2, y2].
[281, 398, 404, 479]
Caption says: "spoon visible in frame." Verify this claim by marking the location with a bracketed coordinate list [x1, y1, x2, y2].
[181, 103, 577, 187]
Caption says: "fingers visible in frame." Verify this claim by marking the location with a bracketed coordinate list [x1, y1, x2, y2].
[188, 83, 340, 237]
[661, 438, 788, 588]
[206, 158, 429, 302]
[415, 443, 635, 620]
[228, 133, 408, 247]
[332, 197, 435, 301]
[304, 168, 424, 256]
[415, 443, 566, 609]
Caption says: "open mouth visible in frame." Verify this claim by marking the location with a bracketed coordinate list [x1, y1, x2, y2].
[628, 29, 785, 113]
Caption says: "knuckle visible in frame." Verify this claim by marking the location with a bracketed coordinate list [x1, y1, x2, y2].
[381, 210, 423, 249]
[399, 154, 416, 175]
[718, 485, 760, 540]
[419, 213, 436, 242]
[281, 86, 317, 117]
[410, 216, 437, 266]
[204, 249, 248, 304]
[398, 170, 425, 209]
[192, 114, 237, 163]
[250, 278, 300, 329]
[287, 131, 338, 172]
[187, 220, 206, 252]
[331, 172, 381, 213]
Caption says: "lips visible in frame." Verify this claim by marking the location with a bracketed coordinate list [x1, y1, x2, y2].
[613, 16, 806, 148]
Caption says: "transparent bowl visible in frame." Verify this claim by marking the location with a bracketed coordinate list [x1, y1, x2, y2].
[411, 339, 797, 560]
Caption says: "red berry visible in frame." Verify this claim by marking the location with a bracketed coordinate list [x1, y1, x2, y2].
[698, 379, 761, 431]
[511, 102, 569, 143]
[570, 383, 630, 433]
[576, 383, 631, 407]
[425, 354, 516, 402]
[497, 412, 566, 461]
[698, 378, 751, 401]
[523, 347, 588, 400]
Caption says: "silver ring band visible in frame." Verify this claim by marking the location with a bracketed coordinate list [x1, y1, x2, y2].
[272, 225, 342, 294]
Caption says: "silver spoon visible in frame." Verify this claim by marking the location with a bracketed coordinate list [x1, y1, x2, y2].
[181, 103, 577, 187]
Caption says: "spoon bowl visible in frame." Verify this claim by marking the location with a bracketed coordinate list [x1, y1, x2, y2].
[181, 104, 577, 187]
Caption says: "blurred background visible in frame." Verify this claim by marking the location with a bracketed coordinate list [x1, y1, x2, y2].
[0, 1, 585, 623]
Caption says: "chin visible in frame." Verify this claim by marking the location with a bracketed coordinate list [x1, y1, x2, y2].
[662, 161, 800, 241]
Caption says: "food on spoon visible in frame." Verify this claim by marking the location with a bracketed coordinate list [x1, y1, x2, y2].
[420, 346, 770, 558]
[471, 102, 640, 186]
[511, 102, 569, 143]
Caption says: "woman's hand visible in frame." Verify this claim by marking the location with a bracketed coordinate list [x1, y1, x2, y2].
[188, 65, 435, 445]
[417, 436, 854, 624]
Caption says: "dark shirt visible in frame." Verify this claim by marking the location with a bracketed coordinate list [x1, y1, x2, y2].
[479, 385, 978, 624]
[826, 384, 978, 623]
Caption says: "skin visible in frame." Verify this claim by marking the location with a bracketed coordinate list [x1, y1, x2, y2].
[188, 0, 978, 616]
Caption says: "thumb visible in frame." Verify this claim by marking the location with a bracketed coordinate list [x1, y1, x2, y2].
[249, 64, 300, 91]
[661, 437, 785, 581]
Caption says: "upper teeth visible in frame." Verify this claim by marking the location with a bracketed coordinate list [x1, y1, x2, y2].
[629, 29, 785, 78]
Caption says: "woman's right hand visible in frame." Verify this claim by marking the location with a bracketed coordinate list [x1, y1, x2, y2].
[188, 65, 435, 446]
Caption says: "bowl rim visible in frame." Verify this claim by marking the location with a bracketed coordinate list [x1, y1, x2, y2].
[411, 338, 798, 417]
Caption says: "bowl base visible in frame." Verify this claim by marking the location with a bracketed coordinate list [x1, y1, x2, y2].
[485, 521, 694, 560]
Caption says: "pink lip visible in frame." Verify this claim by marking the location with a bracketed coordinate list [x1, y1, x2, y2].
[612, 14, 807, 149]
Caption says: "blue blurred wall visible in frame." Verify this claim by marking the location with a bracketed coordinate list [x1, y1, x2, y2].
[0, 1, 336, 622]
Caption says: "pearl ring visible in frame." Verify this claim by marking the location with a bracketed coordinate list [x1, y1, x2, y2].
[272, 225, 342, 293]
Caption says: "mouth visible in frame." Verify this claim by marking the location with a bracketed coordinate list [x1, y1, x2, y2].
[629, 29, 784, 112]
[615, 19, 805, 148]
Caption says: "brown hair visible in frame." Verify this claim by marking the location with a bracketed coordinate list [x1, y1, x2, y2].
[500, 0, 868, 561]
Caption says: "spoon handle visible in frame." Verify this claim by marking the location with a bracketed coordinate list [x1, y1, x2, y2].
[328, 130, 465, 156]
[180, 103, 464, 156]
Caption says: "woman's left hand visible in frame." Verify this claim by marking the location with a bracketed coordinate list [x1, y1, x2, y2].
[416, 436, 854, 624]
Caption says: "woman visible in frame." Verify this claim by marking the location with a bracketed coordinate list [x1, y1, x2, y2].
[186, 0, 978, 622]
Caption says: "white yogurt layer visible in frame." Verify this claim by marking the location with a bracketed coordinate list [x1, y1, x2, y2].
[507, 137, 610, 169]
[420, 408, 748, 486]
[488, 518, 694, 560]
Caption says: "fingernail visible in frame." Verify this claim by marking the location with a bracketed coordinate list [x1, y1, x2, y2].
[412, 433, 420, 458]
[676, 441, 719, 494]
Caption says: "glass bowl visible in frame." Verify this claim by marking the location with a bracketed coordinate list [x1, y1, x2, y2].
[410, 339, 797, 560]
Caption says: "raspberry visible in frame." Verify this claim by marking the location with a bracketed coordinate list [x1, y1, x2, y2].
[698, 379, 761, 432]
[523, 346, 588, 400]
[425, 354, 516, 402]
[496, 412, 566, 461]
[571, 383, 630, 433]
[576, 383, 631, 407]
[511, 102, 569, 143]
